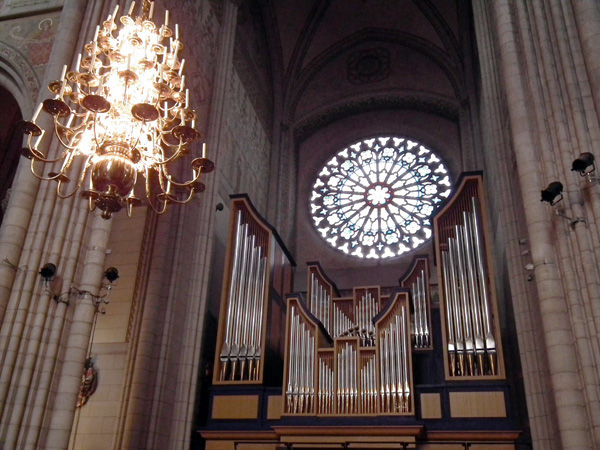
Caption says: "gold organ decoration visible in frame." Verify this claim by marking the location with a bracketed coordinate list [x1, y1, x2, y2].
[20, 0, 214, 219]
[434, 174, 504, 379]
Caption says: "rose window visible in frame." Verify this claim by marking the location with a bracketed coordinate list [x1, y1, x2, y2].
[310, 136, 451, 259]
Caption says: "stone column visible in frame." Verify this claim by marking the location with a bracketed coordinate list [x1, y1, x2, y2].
[470, 3, 559, 448]
[492, 1, 594, 448]
[118, 1, 240, 448]
[44, 213, 113, 450]
[170, 2, 241, 448]
[572, 0, 600, 120]
[0, 0, 89, 321]
[0, 0, 92, 435]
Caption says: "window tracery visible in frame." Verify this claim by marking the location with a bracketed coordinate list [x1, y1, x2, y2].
[310, 136, 451, 258]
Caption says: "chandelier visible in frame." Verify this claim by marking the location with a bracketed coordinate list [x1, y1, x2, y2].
[20, 0, 214, 219]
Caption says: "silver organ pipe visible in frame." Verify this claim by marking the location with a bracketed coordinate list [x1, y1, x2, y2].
[470, 198, 497, 374]
[332, 303, 353, 338]
[377, 302, 411, 414]
[284, 288, 414, 415]
[317, 353, 334, 414]
[215, 196, 285, 384]
[400, 258, 432, 350]
[360, 352, 376, 414]
[285, 306, 317, 414]
[221, 219, 268, 381]
[284, 288, 412, 416]
[354, 290, 377, 346]
[435, 176, 501, 378]
[309, 267, 335, 335]
[336, 341, 358, 414]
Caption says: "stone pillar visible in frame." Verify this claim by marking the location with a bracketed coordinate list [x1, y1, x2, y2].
[0, 0, 89, 322]
[470, 3, 560, 448]
[118, 1, 240, 448]
[44, 213, 113, 450]
[572, 0, 600, 120]
[492, 1, 594, 448]
[0, 0, 93, 442]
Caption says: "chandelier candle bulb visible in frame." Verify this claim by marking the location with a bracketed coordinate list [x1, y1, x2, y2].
[33, 130, 46, 150]
[175, 24, 179, 40]
[90, 29, 98, 70]
[165, 10, 169, 27]
[111, 5, 119, 26]
[31, 103, 43, 122]
[59, 79, 67, 98]
[202, 143, 206, 159]
[33, 130, 45, 150]
[18, 0, 214, 218]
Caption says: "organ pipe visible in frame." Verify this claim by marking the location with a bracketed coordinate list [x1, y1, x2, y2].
[435, 175, 504, 379]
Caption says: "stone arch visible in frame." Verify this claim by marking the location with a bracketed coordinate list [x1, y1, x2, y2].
[0, 41, 40, 117]
[0, 42, 39, 224]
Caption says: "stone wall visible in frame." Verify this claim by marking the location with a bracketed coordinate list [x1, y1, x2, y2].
[218, 68, 271, 214]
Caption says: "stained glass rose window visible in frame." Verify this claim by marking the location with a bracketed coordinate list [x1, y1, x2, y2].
[310, 136, 451, 258]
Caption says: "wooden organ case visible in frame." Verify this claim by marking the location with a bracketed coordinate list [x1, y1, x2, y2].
[201, 180, 524, 450]
[213, 195, 294, 387]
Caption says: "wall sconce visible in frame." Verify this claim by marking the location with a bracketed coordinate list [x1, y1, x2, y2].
[541, 181, 563, 205]
[572, 152, 595, 176]
[104, 267, 119, 284]
[39, 263, 57, 282]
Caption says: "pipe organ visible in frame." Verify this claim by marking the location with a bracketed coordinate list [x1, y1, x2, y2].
[434, 174, 504, 379]
[203, 181, 522, 449]
[214, 195, 294, 385]
[283, 285, 413, 417]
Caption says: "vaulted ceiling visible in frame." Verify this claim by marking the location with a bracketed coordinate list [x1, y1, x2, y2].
[231, 0, 479, 285]
[234, 0, 475, 140]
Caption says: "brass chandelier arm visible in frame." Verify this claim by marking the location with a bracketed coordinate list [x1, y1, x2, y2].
[165, 189, 196, 205]
[21, 0, 213, 219]
[159, 161, 202, 188]
[143, 167, 169, 215]
[153, 138, 185, 166]
[54, 122, 89, 151]
[56, 156, 94, 199]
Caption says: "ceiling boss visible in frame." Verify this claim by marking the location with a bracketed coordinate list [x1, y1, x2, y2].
[20, 0, 214, 219]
